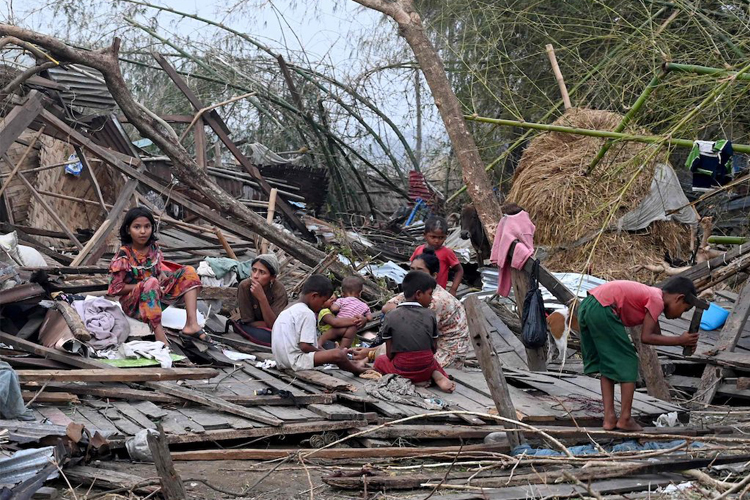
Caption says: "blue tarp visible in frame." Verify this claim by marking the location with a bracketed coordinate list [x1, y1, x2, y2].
[511, 439, 704, 457]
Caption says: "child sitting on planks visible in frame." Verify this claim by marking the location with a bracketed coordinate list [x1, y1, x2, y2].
[412, 216, 463, 296]
[579, 276, 699, 431]
[318, 276, 371, 348]
[373, 271, 456, 393]
[272, 274, 366, 374]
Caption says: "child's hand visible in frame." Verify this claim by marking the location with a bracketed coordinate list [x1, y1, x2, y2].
[678, 332, 699, 347]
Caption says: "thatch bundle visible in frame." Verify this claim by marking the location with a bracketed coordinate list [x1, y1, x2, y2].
[508, 108, 690, 281]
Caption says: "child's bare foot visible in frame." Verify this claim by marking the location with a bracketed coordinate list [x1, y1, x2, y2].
[602, 413, 618, 431]
[616, 417, 643, 432]
[432, 371, 456, 393]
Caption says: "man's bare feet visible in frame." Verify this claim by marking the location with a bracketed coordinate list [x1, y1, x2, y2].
[602, 413, 618, 431]
[432, 371, 456, 393]
[616, 417, 643, 432]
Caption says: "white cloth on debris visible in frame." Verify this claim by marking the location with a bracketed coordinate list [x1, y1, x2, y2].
[119, 341, 172, 368]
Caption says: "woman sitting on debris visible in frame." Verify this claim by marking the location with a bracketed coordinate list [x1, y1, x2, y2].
[353, 248, 469, 368]
[108, 207, 206, 346]
[235, 253, 289, 348]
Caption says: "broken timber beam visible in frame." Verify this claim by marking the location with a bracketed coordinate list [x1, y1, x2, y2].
[147, 425, 186, 500]
[0, 90, 45, 158]
[144, 381, 284, 426]
[693, 279, 750, 407]
[15, 368, 219, 383]
[152, 53, 313, 240]
[510, 243, 548, 371]
[627, 325, 672, 401]
[53, 300, 91, 342]
[464, 295, 522, 448]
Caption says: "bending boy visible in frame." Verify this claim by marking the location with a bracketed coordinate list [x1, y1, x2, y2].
[579, 276, 699, 431]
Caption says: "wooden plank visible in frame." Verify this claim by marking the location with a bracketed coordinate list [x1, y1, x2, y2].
[176, 408, 231, 430]
[101, 407, 143, 435]
[16, 368, 220, 383]
[256, 404, 320, 422]
[464, 296, 521, 447]
[131, 400, 169, 419]
[76, 406, 121, 436]
[47, 384, 180, 404]
[146, 381, 284, 426]
[165, 419, 366, 445]
[0, 91, 45, 158]
[112, 402, 157, 430]
[37, 406, 74, 427]
[627, 325, 672, 402]
[308, 403, 373, 421]
[146, 426, 187, 500]
[20, 391, 78, 404]
[511, 263, 546, 371]
[481, 302, 528, 369]
[152, 53, 313, 239]
[694, 279, 750, 406]
[193, 117, 207, 168]
[171, 443, 510, 461]
[161, 409, 205, 435]
[74, 145, 108, 213]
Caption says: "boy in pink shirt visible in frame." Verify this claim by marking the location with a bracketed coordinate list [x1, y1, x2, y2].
[411, 216, 463, 296]
[579, 277, 699, 431]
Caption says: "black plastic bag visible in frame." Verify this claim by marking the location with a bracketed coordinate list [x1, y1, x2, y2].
[521, 260, 547, 348]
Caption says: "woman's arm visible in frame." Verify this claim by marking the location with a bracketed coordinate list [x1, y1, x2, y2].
[449, 263, 464, 296]
[250, 280, 280, 327]
[320, 312, 358, 328]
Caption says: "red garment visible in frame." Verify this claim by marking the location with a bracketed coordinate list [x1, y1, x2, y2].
[373, 349, 448, 384]
[411, 245, 460, 288]
[589, 280, 664, 327]
[489, 211, 536, 297]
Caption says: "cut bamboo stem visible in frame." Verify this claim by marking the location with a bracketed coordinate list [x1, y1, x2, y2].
[214, 228, 238, 260]
[545, 44, 571, 110]
[260, 188, 278, 254]
[464, 115, 750, 153]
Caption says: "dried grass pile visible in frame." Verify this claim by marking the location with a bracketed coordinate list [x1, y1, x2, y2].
[507, 108, 690, 281]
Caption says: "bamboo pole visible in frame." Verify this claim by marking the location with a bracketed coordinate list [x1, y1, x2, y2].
[260, 188, 278, 255]
[464, 115, 750, 153]
[586, 71, 664, 175]
[545, 44, 571, 110]
[664, 62, 750, 81]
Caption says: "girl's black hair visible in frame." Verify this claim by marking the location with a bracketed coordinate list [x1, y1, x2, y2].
[424, 215, 449, 235]
[413, 246, 441, 276]
[119, 207, 158, 245]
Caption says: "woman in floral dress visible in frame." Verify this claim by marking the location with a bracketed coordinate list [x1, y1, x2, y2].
[108, 207, 205, 346]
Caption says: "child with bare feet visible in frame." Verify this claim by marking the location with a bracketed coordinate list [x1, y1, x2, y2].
[373, 271, 456, 393]
[271, 274, 366, 375]
[579, 276, 699, 431]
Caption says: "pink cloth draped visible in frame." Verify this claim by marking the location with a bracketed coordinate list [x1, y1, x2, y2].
[490, 211, 536, 297]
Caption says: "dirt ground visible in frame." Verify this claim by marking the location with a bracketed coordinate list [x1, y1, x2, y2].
[57, 458, 436, 500]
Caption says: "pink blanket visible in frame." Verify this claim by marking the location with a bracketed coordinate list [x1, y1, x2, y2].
[490, 211, 536, 296]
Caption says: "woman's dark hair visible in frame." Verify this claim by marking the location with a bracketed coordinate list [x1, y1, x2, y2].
[119, 207, 158, 245]
[413, 246, 441, 276]
[424, 216, 449, 235]
[502, 203, 524, 215]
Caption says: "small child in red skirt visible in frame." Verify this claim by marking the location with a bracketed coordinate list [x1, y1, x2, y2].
[374, 271, 456, 392]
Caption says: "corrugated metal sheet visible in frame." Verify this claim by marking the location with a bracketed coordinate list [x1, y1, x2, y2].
[0, 421, 68, 444]
[0, 446, 58, 486]
[47, 65, 117, 112]
[408, 170, 438, 206]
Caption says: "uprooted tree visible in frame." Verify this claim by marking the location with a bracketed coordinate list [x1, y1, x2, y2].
[0, 24, 386, 298]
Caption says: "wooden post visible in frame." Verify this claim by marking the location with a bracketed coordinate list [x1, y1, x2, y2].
[214, 228, 238, 260]
[260, 187, 278, 254]
[146, 425, 186, 500]
[464, 296, 522, 448]
[545, 44, 572, 110]
[193, 117, 207, 169]
[627, 326, 672, 402]
[510, 243, 547, 371]
[693, 280, 750, 406]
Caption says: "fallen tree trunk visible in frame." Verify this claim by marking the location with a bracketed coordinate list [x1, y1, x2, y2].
[0, 25, 385, 300]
